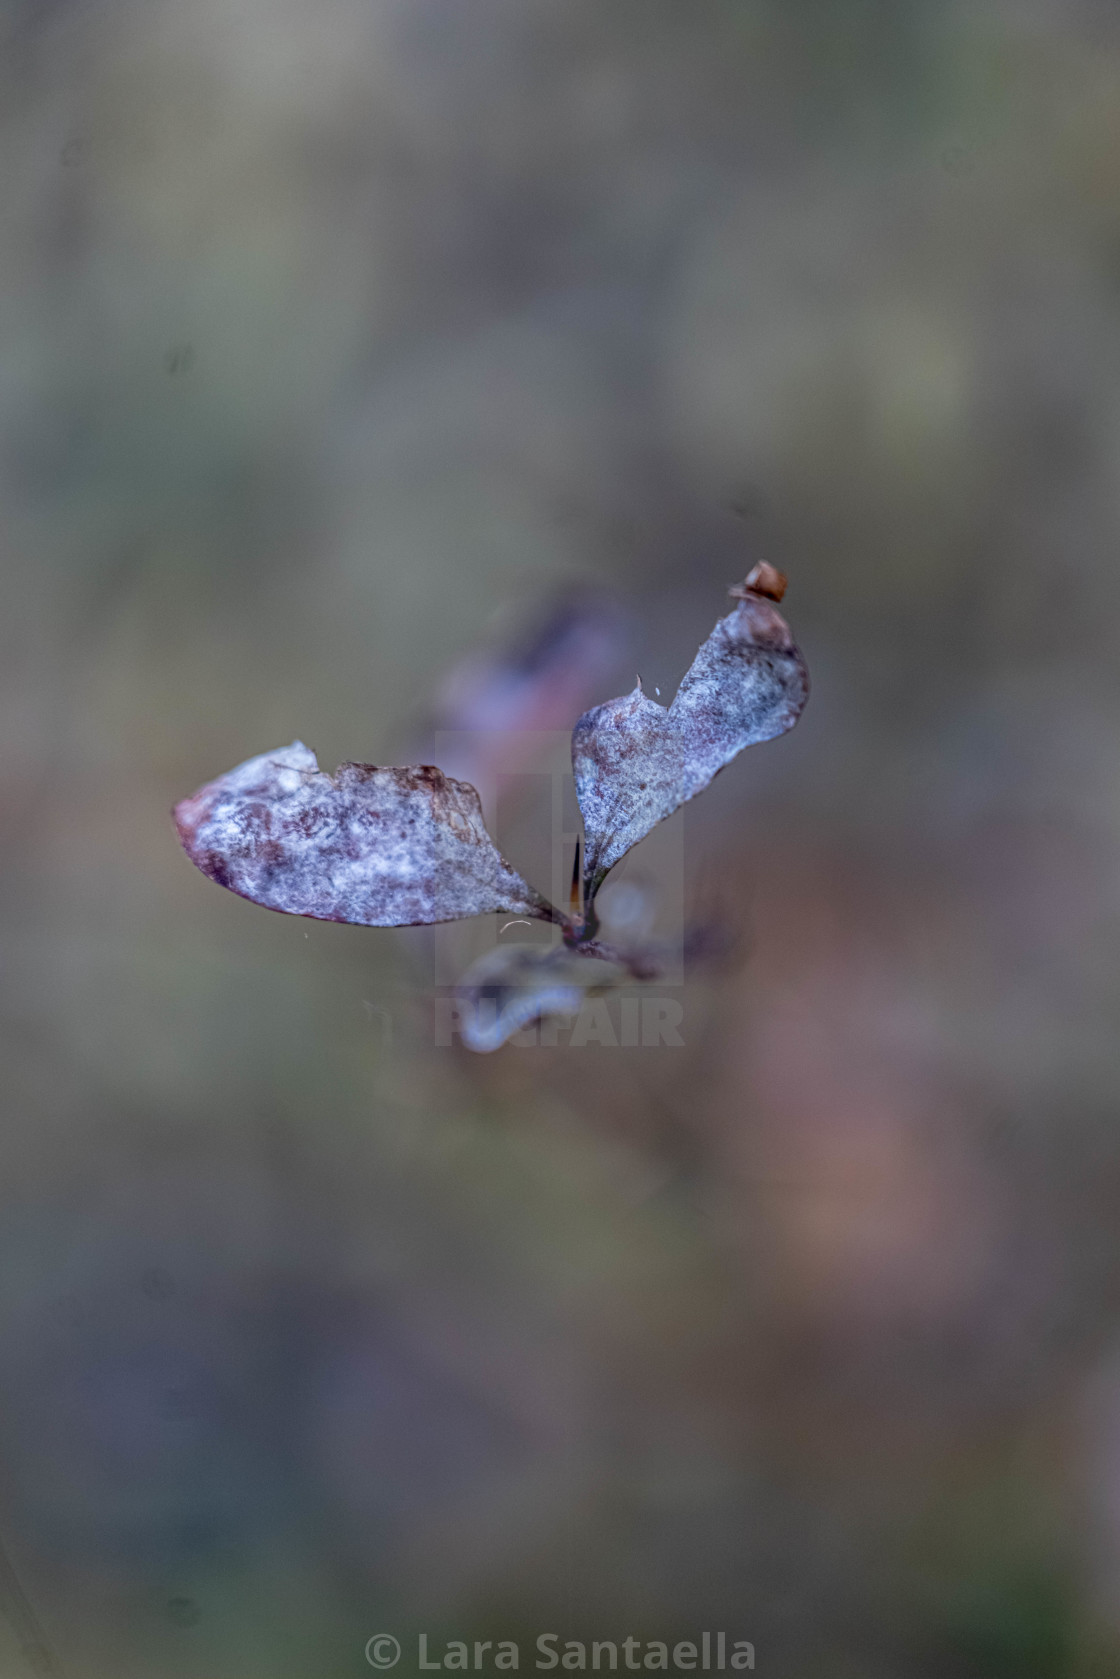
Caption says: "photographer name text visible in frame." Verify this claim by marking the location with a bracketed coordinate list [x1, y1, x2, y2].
[365, 1634, 753, 1671]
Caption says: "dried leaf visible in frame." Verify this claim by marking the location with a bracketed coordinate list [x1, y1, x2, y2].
[572, 578, 808, 894]
[454, 943, 625, 1053]
[174, 741, 556, 927]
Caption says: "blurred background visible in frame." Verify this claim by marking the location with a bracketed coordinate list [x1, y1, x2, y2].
[3, 0, 1120, 1673]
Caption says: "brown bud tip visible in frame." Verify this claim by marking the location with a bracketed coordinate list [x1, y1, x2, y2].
[730, 561, 787, 603]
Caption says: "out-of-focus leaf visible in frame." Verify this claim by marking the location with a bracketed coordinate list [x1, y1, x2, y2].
[173, 741, 557, 927]
[417, 585, 629, 788]
[595, 876, 658, 940]
[572, 570, 808, 895]
[454, 943, 625, 1053]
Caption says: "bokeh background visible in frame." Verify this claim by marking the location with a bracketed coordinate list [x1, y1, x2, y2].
[3, 0, 1120, 1673]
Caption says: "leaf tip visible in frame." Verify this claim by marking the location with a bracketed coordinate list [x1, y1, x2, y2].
[731, 562, 787, 603]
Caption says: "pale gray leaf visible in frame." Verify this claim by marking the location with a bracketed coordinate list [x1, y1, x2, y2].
[572, 577, 808, 893]
[173, 741, 555, 927]
[454, 943, 625, 1052]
